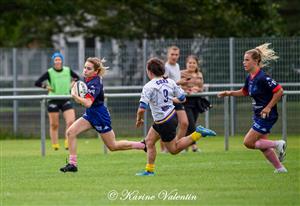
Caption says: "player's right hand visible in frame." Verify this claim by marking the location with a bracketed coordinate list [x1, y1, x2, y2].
[71, 84, 78, 97]
[217, 91, 230, 98]
[136, 119, 144, 128]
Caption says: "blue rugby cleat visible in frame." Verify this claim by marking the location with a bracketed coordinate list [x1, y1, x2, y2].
[135, 170, 154, 176]
[196, 125, 216, 137]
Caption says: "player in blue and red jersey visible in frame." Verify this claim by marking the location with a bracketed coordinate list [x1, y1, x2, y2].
[60, 57, 146, 173]
[218, 43, 287, 173]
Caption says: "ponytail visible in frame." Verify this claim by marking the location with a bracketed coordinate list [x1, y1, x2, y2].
[246, 43, 279, 67]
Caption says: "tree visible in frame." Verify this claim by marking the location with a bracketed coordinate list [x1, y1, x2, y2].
[0, 0, 80, 47]
[275, 0, 300, 36]
[0, 0, 290, 47]
[80, 0, 284, 38]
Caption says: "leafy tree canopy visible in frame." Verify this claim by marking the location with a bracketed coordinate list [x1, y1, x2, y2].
[0, 0, 297, 47]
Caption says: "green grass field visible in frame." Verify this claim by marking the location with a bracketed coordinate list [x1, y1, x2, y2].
[1, 136, 299, 206]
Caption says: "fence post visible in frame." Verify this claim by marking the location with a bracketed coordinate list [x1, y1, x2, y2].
[78, 36, 85, 69]
[13, 48, 18, 135]
[224, 96, 230, 151]
[229, 38, 235, 136]
[282, 95, 287, 142]
[204, 87, 209, 129]
[95, 37, 102, 58]
[142, 39, 148, 138]
[103, 97, 108, 154]
[40, 98, 46, 156]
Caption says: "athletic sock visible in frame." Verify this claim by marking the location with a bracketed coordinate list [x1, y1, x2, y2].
[145, 164, 155, 172]
[131, 142, 145, 150]
[191, 132, 202, 141]
[52, 144, 60, 149]
[255, 139, 276, 149]
[69, 155, 77, 166]
[262, 148, 282, 169]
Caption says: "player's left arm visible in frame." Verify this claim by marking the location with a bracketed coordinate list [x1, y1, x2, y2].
[71, 85, 93, 108]
[173, 83, 186, 103]
[261, 80, 284, 117]
[72, 95, 93, 108]
[136, 103, 146, 128]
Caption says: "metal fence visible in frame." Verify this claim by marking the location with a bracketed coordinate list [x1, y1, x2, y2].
[0, 91, 299, 156]
[1, 84, 300, 135]
[0, 38, 299, 141]
[0, 90, 299, 138]
[1, 38, 300, 87]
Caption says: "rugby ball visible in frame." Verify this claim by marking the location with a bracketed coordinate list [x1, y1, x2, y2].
[75, 80, 88, 98]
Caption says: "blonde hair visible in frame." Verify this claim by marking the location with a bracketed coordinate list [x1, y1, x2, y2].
[86, 57, 109, 76]
[246, 43, 279, 67]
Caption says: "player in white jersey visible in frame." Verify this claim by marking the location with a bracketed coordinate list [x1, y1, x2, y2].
[135, 57, 216, 176]
[161, 46, 188, 153]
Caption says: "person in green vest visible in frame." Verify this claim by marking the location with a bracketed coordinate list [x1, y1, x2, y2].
[35, 52, 79, 150]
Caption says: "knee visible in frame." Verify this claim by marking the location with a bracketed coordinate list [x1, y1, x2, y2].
[145, 139, 155, 148]
[243, 139, 255, 149]
[106, 144, 118, 152]
[169, 150, 178, 155]
[66, 121, 74, 129]
[50, 122, 59, 130]
[66, 127, 75, 139]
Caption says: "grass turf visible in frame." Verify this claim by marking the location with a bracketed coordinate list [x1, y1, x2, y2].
[1, 136, 299, 206]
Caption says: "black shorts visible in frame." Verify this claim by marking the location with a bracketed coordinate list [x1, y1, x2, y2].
[152, 114, 178, 142]
[47, 99, 73, 112]
[174, 103, 185, 110]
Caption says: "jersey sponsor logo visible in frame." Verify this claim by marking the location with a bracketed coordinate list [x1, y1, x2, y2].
[49, 104, 57, 108]
[63, 101, 71, 106]
[94, 125, 110, 131]
[94, 126, 102, 131]
[156, 79, 168, 85]
[253, 123, 260, 129]
[161, 105, 171, 111]
[266, 77, 277, 87]
[88, 86, 96, 95]
[249, 85, 257, 96]
[249, 84, 252, 95]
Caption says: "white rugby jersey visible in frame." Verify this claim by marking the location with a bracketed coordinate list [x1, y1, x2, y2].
[140, 77, 185, 121]
[164, 62, 181, 83]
